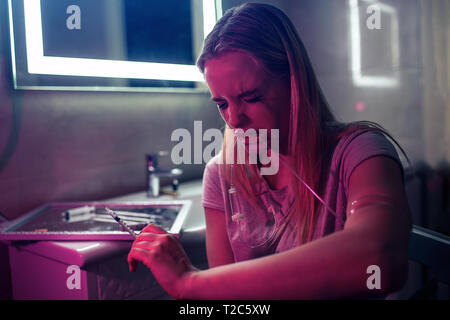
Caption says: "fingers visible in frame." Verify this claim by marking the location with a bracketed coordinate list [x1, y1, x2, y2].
[128, 244, 156, 272]
[136, 232, 160, 241]
[128, 248, 151, 272]
[127, 233, 170, 272]
[128, 235, 158, 272]
[127, 230, 180, 273]
[128, 240, 164, 271]
[128, 249, 138, 272]
[141, 223, 167, 234]
[133, 240, 160, 250]
[134, 234, 175, 252]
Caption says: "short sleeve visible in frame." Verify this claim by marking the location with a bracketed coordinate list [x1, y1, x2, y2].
[340, 130, 405, 192]
[201, 155, 226, 211]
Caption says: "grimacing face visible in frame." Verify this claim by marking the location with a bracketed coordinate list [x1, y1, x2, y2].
[204, 51, 291, 154]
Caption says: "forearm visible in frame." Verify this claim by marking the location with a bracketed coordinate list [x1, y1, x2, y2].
[183, 227, 404, 299]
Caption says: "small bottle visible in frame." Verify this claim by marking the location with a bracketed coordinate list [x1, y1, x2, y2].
[229, 186, 244, 222]
[172, 178, 179, 192]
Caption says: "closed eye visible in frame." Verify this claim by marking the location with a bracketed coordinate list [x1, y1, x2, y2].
[244, 96, 262, 103]
[211, 97, 227, 110]
[217, 102, 228, 110]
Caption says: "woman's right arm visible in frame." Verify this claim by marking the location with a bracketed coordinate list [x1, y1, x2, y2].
[204, 207, 235, 268]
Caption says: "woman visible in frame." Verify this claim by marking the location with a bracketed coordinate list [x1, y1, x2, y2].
[128, 3, 412, 299]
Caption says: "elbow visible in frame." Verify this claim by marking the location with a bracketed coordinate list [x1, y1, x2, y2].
[387, 256, 409, 294]
[375, 244, 409, 295]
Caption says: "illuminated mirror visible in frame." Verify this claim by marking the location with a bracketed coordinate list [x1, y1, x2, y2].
[8, 0, 222, 91]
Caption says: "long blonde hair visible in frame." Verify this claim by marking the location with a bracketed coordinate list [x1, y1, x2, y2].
[197, 3, 411, 246]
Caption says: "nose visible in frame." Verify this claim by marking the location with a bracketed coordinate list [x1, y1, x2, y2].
[224, 102, 244, 129]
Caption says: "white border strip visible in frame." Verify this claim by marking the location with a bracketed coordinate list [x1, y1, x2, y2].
[349, 0, 399, 87]
[22, 0, 219, 82]
[7, 0, 17, 87]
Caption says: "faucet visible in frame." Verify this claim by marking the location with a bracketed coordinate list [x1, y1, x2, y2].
[146, 151, 183, 198]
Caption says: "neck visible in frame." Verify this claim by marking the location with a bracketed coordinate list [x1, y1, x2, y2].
[258, 152, 294, 191]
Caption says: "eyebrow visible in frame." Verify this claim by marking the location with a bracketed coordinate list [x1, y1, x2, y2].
[211, 89, 261, 102]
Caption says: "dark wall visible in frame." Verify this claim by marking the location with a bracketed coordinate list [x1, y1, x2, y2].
[284, 0, 424, 164]
[222, 0, 449, 167]
[0, 87, 221, 219]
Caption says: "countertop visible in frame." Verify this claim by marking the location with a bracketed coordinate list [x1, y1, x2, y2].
[4, 179, 207, 268]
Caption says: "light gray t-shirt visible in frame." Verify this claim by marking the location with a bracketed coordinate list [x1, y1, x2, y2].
[201, 127, 404, 262]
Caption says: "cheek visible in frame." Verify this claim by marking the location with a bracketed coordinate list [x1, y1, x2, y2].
[246, 104, 276, 128]
[271, 95, 290, 132]
[265, 103, 284, 130]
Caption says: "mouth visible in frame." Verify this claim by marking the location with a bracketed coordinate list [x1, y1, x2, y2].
[233, 129, 272, 146]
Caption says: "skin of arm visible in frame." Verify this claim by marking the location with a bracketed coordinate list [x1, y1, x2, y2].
[127, 156, 411, 299]
[204, 207, 236, 268]
[181, 156, 412, 299]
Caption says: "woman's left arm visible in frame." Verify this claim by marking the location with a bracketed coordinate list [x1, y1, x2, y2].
[129, 156, 412, 299]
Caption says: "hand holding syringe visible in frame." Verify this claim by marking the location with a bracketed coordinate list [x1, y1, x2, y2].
[105, 207, 138, 239]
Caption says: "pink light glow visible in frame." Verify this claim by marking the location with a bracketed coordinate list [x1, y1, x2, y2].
[355, 101, 366, 112]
